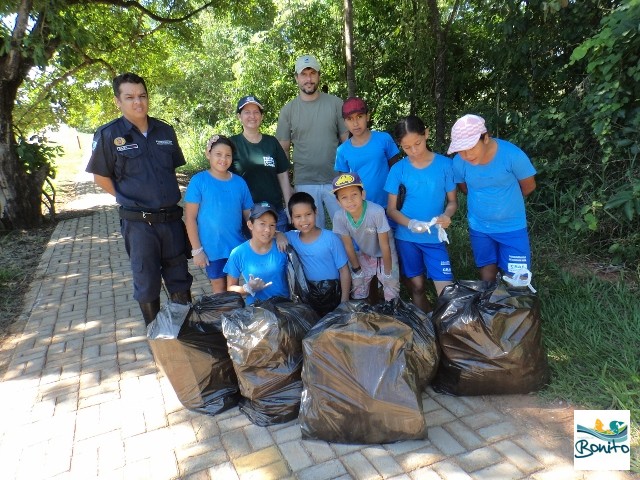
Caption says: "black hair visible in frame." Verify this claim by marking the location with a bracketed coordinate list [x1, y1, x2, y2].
[288, 191, 317, 217]
[207, 134, 235, 154]
[394, 115, 426, 143]
[113, 72, 147, 97]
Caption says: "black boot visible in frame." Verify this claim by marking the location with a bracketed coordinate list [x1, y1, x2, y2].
[170, 290, 192, 305]
[139, 298, 161, 326]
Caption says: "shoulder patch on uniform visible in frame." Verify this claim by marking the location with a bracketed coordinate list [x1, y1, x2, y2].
[92, 140, 98, 151]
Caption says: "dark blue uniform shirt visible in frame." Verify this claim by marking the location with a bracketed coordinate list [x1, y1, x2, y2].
[86, 116, 185, 209]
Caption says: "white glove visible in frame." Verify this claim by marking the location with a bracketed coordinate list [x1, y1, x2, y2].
[242, 274, 273, 296]
[425, 217, 450, 244]
[351, 268, 366, 290]
[381, 271, 399, 292]
[192, 250, 210, 267]
[503, 268, 536, 293]
[408, 219, 431, 234]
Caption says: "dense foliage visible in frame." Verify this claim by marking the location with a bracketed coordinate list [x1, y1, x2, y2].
[3, 0, 639, 264]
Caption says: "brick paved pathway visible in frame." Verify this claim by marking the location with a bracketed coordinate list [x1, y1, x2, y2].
[0, 181, 632, 480]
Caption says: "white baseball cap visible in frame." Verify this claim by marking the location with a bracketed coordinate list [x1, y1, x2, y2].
[447, 114, 488, 154]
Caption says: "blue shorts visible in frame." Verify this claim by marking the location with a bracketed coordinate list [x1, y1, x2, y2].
[395, 239, 453, 281]
[204, 258, 228, 280]
[469, 228, 531, 274]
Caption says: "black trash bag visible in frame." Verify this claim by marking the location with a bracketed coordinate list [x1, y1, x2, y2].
[369, 299, 441, 388]
[286, 246, 310, 304]
[148, 292, 244, 415]
[307, 279, 342, 317]
[221, 297, 319, 426]
[299, 298, 440, 443]
[146, 301, 191, 339]
[431, 279, 550, 396]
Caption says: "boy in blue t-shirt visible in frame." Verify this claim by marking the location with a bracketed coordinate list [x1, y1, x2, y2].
[224, 202, 289, 305]
[334, 97, 400, 208]
[447, 114, 536, 282]
[284, 192, 350, 315]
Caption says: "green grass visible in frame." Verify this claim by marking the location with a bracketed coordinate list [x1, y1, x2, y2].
[535, 260, 639, 470]
[440, 197, 640, 470]
[0, 267, 17, 284]
[48, 128, 93, 185]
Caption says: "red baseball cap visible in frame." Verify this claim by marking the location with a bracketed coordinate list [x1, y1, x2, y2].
[342, 97, 368, 118]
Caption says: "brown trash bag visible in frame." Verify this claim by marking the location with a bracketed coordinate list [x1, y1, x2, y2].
[431, 279, 550, 396]
[221, 297, 319, 426]
[299, 299, 439, 444]
[148, 293, 244, 415]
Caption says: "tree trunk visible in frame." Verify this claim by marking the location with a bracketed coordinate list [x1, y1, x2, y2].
[426, 0, 446, 149]
[0, 79, 47, 229]
[344, 0, 356, 97]
[425, 0, 461, 151]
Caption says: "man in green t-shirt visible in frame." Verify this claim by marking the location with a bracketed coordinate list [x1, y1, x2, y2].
[276, 54, 349, 228]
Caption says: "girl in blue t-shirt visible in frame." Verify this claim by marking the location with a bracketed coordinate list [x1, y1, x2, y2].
[224, 202, 289, 305]
[384, 115, 457, 313]
[185, 135, 253, 293]
[447, 114, 536, 282]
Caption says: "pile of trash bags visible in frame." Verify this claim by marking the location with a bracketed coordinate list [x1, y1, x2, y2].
[430, 279, 549, 396]
[298, 299, 439, 443]
[147, 272, 549, 444]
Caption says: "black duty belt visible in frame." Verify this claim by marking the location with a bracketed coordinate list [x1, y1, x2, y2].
[119, 206, 183, 223]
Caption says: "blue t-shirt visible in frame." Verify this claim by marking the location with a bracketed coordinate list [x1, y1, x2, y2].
[224, 240, 289, 305]
[452, 139, 536, 233]
[184, 171, 253, 261]
[334, 131, 399, 207]
[384, 154, 455, 244]
[285, 229, 348, 281]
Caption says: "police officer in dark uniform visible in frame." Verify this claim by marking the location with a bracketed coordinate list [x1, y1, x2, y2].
[86, 72, 192, 325]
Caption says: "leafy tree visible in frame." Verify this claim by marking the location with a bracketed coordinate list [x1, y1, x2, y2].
[0, 0, 271, 229]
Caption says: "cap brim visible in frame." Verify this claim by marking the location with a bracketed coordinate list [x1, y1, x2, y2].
[238, 101, 263, 113]
[332, 183, 363, 193]
[447, 135, 482, 154]
[342, 109, 367, 118]
[296, 66, 320, 74]
[250, 209, 278, 219]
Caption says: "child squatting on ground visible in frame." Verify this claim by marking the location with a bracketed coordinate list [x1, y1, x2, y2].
[447, 114, 536, 283]
[224, 202, 289, 304]
[331, 172, 400, 302]
[184, 135, 253, 294]
[385, 115, 457, 313]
